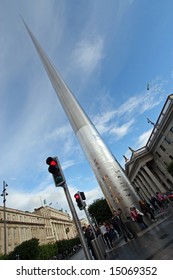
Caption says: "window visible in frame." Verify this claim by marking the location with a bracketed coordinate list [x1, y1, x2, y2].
[164, 137, 171, 144]
[156, 152, 161, 158]
[160, 145, 166, 152]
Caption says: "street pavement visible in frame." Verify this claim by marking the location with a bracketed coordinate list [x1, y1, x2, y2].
[69, 207, 173, 260]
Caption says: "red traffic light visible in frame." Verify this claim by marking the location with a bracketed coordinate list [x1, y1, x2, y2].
[46, 156, 66, 187]
[74, 192, 86, 210]
[74, 194, 80, 199]
[50, 160, 57, 166]
[46, 157, 57, 166]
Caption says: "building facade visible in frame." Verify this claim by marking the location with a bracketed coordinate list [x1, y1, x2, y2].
[125, 94, 173, 201]
[0, 206, 77, 255]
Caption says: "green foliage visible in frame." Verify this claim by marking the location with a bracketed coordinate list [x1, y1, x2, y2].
[88, 197, 112, 224]
[5, 237, 80, 260]
[0, 253, 8, 260]
[56, 237, 80, 254]
[8, 238, 40, 260]
[38, 243, 57, 260]
[167, 161, 173, 176]
[56, 239, 69, 254]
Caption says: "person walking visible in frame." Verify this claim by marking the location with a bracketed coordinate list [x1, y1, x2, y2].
[112, 210, 132, 242]
[82, 225, 97, 259]
[138, 200, 156, 221]
[149, 196, 160, 213]
[130, 207, 148, 229]
[100, 222, 113, 249]
[124, 216, 138, 239]
[156, 192, 167, 209]
[118, 208, 138, 239]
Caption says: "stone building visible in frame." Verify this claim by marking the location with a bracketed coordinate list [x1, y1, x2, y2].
[125, 94, 173, 200]
[0, 205, 77, 255]
[34, 206, 77, 243]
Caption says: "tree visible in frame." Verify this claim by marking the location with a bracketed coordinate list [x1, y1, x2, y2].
[167, 161, 173, 176]
[8, 238, 40, 260]
[39, 243, 57, 260]
[88, 197, 112, 224]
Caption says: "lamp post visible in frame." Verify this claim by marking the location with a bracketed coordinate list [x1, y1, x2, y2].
[1, 181, 8, 255]
[147, 117, 173, 145]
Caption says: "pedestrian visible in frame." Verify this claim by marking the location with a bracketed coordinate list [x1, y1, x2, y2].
[112, 210, 132, 242]
[82, 225, 97, 259]
[124, 216, 138, 239]
[138, 200, 156, 221]
[109, 223, 119, 239]
[130, 206, 148, 229]
[149, 196, 160, 213]
[156, 192, 167, 209]
[100, 222, 113, 249]
[118, 208, 138, 239]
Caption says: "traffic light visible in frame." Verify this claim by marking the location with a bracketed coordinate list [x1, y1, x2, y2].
[46, 157, 65, 187]
[74, 192, 86, 210]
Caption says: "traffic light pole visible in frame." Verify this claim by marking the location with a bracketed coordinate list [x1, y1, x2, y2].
[83, 206, 106, 260]
[83, 207, 97, 239]
[62, 183, 92, 260]
[46, 156, 91, 259]
[1, 181, 8, 255]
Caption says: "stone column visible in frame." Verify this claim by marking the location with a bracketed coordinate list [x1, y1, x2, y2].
[133, 178, 148, 201]
[138, 172, 153, 197]
[136, 176, 150, 200]
[143, 166, 165, 193]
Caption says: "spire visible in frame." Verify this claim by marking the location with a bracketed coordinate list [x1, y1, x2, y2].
[23, 20, 140, 213]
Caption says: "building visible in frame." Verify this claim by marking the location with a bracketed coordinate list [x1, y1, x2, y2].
[0, 205, 77, 255]
[125, 94, 173, 200]
[34, 206, 77, 242]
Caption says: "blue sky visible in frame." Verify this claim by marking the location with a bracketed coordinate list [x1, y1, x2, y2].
[0, 0, 173, 218]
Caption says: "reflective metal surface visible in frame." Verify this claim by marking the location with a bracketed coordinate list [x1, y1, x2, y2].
[24, 22, 140, 213]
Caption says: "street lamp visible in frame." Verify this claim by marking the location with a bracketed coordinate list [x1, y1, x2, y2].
[1, 181, 8, 255]
[147, 117, 173, 145]
[147, 118, 157, 127]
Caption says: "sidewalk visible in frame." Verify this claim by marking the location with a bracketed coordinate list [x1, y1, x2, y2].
[107, 208, 173, 260]
[69, 207, 173, 260]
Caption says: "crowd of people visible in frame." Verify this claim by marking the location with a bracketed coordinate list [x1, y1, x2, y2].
[82, 191, 171, 258]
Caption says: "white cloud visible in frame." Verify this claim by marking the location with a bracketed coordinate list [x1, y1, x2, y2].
[109, 119, 135, 139]
[7, 181, 102, 220]
[62, 160, 76, 170]
[92, 79, 166, 141]
[72, 36, 104, 75]
[116, 91, 163, 117]
[136, 129, 153, 148]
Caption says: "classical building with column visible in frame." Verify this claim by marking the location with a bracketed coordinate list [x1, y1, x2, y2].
[125, 94, 173, 201]
[34, 206, 77, 243]
[0, 205, 77, 255]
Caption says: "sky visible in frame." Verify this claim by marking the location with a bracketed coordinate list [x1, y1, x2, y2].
[0, 0, 173, 219]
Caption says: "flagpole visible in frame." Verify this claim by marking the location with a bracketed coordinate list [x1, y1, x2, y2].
[40, 196, 43, 206]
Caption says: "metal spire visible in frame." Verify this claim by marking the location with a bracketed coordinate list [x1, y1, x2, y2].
[22, 19, 140, 214]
